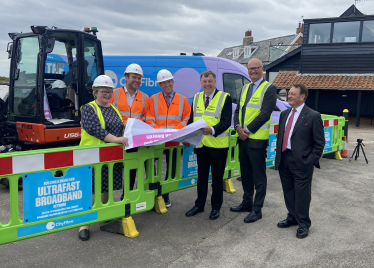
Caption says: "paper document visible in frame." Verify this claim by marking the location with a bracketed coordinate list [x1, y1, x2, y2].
[124, 118, 207, 149]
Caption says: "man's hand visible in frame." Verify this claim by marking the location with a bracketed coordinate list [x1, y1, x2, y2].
[236, 126, 249, 141]
[183, 142, 191, 147]
[202, 127, 212, 135]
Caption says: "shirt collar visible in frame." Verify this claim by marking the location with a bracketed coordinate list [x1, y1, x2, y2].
[124, 86, 137, 96]
[163, 91, 174, 98]
[294, 103, 305, 113]
[204, 89, 216, 99]
[251, 77, 263, 88]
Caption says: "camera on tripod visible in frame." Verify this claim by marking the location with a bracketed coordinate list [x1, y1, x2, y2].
[350, 138, 368, 164]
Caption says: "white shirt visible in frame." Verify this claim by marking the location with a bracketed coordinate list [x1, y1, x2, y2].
[124, 86, 137, 108]
[204, 90, 216, 136]
[284, 103, 305, 150]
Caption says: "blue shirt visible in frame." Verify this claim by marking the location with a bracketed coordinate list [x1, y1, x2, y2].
[162, 91, 175, 104]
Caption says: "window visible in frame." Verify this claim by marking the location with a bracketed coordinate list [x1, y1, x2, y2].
[333, 21, 360, 43]
[13, 37, 39, 115]
[244, 46, 257, 58]
[362, 20, 374, 42]
[227, 52, 233, 56]
[233, 48, 240, 59]
[308, 23, 331, 44]
[223, 73, 250, 104]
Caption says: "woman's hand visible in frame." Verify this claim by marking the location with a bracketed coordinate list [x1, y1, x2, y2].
[116, 136, 129, 147]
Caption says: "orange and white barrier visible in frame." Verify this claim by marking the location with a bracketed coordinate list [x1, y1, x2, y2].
[341, 136, 348, 158]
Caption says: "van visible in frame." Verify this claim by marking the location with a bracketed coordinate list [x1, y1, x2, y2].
[103, 55, 289, 125]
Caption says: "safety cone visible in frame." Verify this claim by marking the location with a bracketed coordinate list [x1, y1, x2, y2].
[341, 136, 348, 158]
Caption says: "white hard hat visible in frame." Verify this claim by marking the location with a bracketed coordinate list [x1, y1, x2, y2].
[124, 63, 143, 76]
[92, 75, 114, 88]
[52, 80, 67, 89]
[157, 69, 173, 83]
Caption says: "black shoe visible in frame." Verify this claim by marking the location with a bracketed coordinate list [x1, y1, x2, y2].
[78, 229, 90, 241]
[230, 204, 252, 212]
[244, 211, 262, 223]
[296, 227, 309, 239]
[163, 197, 171, 208]
[185, 206, 204, 217]
[277, 219, 298, 228]
[209, 210, 220, 220]
[237, 177, 242, 181]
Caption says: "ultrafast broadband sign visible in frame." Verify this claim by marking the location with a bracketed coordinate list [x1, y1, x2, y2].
[23, 166, 92, 223]
[182, 146, 198, 178]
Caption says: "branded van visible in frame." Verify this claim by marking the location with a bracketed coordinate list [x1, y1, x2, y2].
[103, 55, 289, 124]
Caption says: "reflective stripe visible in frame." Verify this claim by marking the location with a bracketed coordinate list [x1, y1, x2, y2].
[243, 123, 270, 129]
[217, 132, 229, 137]
[181, 121, 187, 126]
[150, 123, 156, 127]
[141, 92, 146, 115]
[193, 92, 202, 118]
[114, 88, 119, 109]
[120, 111, 131, 116]
[178, 94, 183, 117]
[156, 115, 167, 120]
[183, 117, 190, 121]
[166, 126, 176, 129]
[145, 116, 155, 120]
[167, 115, 182, 120]
[204, 92, 226, 118]
[246, 103, 261, 109]
[154, 94, 159, 120]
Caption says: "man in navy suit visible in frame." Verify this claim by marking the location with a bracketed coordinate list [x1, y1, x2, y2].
[274, 84, 325, 239]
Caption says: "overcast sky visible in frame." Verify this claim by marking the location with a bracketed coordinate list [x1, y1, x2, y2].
[0, 0, 373, 77]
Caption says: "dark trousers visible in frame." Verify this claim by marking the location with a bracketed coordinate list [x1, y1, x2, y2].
[239, 142, 267, 212]
[195, 146, 227, 210]
[163, 149, 177, 200]
[278, 150, 313, 228]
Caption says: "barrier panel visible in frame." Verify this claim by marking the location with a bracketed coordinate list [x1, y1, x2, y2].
[0, 143, 157, 245]
[265, 115, 345, 168]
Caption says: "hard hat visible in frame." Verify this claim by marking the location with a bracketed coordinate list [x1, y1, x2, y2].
[157, 69, 173, 83]
[52, 80, 67, 89]
[92, 75, 114, 88]
[124, 63, 143, 76]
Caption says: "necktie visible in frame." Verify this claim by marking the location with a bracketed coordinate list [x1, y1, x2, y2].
[205, 96, 210, 109]
[282, 109, 297, 152]
[241, 83, 255, 127]
[166, 95, 170, 108]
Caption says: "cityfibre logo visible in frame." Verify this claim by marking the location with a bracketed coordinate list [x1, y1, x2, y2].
[46, 220, 74, 230]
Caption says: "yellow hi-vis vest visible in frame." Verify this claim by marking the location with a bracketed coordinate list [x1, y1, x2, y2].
[192, 91, 230, 148]
[80, 101, 123, 146]
[239, 81, 272, 140]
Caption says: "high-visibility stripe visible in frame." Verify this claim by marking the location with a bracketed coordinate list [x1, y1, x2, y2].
[114, 88, 119, 109]
[145, 116, 156, 120]
[120, 111, 131, 116]
[73, 148, 100, 166]
[178, 95, 183, 117]
[217, 132, 229, 137]
[13, 154, 44, 174]
[150, 123, 156, 127]
[181, 121, 187, 126]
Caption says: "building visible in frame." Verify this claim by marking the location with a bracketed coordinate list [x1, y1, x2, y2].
[217, 24, 303, 67]
[265, 5, 374, 126]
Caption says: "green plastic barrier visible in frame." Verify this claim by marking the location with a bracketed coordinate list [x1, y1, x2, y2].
[0, 143, 156, 245]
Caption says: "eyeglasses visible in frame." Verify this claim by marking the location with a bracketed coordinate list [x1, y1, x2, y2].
[247, 66, 263, 71]
[99, 90, 113, 95]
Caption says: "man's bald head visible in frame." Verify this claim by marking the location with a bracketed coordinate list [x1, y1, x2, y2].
[247, 58, 264, 83]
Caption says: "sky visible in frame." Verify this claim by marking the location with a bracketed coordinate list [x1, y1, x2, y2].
[0, 0, 373, 77]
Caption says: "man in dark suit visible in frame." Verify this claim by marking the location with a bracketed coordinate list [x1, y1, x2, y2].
[184, 70, 232, 220]
[275, 84, 325, 239]
[230, 58, 277, 223]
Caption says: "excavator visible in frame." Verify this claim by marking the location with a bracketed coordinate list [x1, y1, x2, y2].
[0, 26, 105, 186]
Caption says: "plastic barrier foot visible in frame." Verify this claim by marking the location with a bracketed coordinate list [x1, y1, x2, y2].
[335, 151, 343, 161]
[122, 217, 139, 238]
[99, 217, 139, 238]
[154, 196, 168, 214]
[223, 178, 236, 193]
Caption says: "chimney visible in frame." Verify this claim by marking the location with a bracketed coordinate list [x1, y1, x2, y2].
[296, 22, 304, 34]
[243, 30, 253, 46]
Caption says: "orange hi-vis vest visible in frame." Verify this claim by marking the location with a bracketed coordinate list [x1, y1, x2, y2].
[145, 92, 191, 129]
[110, 87, 149, 122]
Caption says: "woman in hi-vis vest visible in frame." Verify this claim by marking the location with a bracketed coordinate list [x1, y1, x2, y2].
[78, 75, 128, 241]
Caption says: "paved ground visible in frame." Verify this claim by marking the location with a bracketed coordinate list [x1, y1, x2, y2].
[1, 114, 374, 267]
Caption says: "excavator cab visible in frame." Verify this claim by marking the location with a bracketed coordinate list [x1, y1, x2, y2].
[1, 26, 104, 150]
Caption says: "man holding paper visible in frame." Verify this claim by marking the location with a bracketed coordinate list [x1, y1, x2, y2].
[185, 70, 232, 220]
[145, 69, 191, 207]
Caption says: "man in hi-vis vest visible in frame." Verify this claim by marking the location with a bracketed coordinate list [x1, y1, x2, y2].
[184, 70, 232, 220]
[110, 63, 150, 193]
[145, 69, 191, 208]
[230, 58, 277, 224]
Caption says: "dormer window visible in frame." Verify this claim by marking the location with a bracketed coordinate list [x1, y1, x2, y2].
[233, 48, 240, 59]
[244, 46, 258, 58]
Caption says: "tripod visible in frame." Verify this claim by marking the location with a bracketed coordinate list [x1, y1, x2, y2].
[349, 139, 368, 164]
